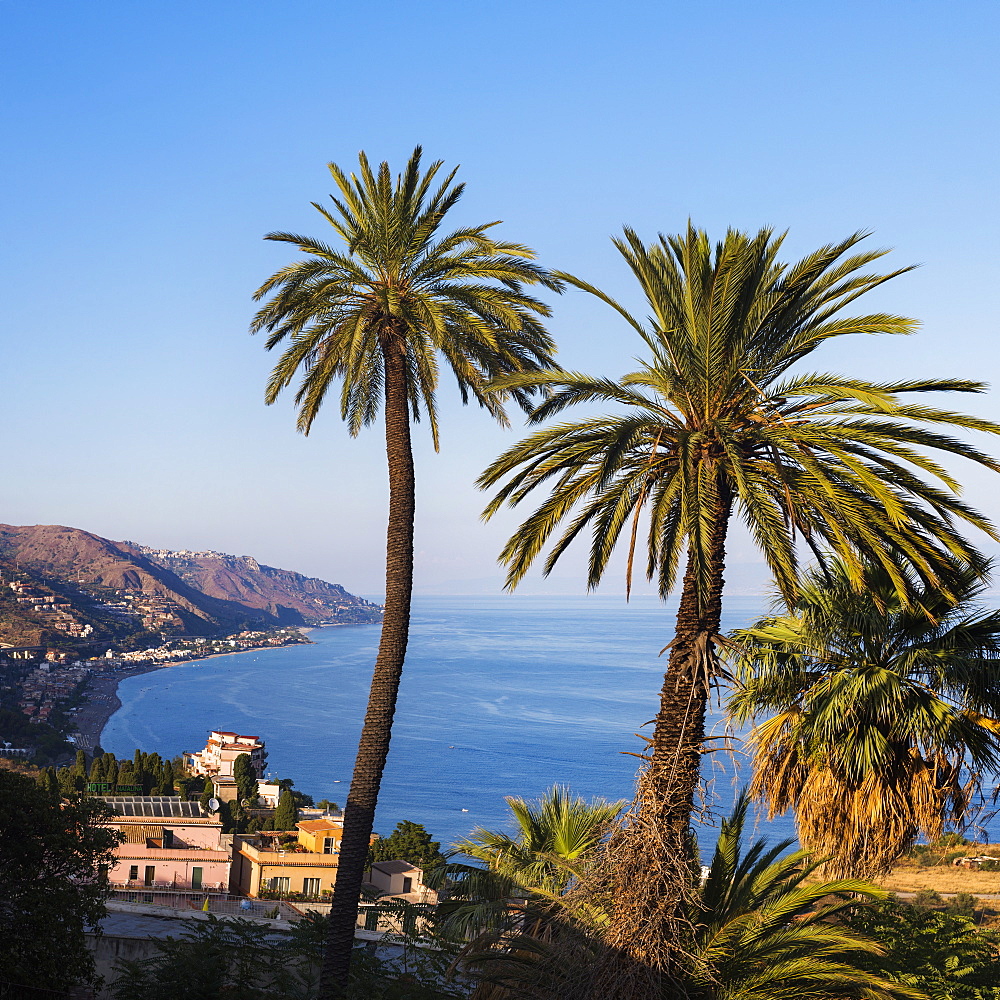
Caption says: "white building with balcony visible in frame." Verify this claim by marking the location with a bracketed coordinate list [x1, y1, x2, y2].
[183, 730, 267, 779]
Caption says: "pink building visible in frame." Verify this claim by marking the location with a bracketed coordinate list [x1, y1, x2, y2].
[101, 796, 231, 891]
[183, 730, 267, 779]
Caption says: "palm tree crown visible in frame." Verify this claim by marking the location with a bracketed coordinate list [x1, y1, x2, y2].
[482, 225, 1000, 606]
[693, 794, 919, 1000]
[728, 559, 1000, 878]
[454, 786, 625, 897]
[252, 145, 561, 440]
[478, 224, 1000, 994]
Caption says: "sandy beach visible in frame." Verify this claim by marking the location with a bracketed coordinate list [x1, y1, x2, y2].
[72, 664, 169, 754]
[71, 632, 317, 754]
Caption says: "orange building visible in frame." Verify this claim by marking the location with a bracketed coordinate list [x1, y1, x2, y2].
[231, 817, 357, 898]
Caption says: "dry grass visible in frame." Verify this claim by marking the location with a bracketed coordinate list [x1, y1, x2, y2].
[876, 850, 1000, 896]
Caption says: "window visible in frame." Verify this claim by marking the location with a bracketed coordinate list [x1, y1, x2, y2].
[268, 877, 290, 893]
[302, 878, 321, 896]
[129, 865, 139, 881]
[163, 829, 174, 847]
[323, 837, 338, 854]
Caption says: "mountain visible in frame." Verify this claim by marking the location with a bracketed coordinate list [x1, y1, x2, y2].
[0, 524, 381, 649]
[129, 545, 377, 625]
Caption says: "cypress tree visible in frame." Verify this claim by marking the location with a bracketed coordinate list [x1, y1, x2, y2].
[139, 762, 156, 795]
[88, 759, 103, 783]
[217, 799, 235, 834]
[161, 761, 175, 795]
[200, 778, 215, 811]
[273, 789, 297, 831]
[233, 754, 257, 807]
[57, 767, 77, 796]
[116, 762, 133, 792]
[71, 750, 87, 780]
[44, 768, 60, 797]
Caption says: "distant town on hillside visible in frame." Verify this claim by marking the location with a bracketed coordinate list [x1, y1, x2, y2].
[0, 523, 382, 762]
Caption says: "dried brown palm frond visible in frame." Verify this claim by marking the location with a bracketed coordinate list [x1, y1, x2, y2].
[749, 722, 971, 878]
[730, 557, 1000, 879]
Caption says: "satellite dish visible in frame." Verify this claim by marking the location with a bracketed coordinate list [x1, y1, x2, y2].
[207, 797, 220, 813]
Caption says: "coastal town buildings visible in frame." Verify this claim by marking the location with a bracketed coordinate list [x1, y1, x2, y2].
[366, 860, 437, 904]
[230, 816, 435, 905]
[100, 796, 232, 891]
[183, 730, 267, 779]
[13, 661, 89, 723]
[231, 816, 348, 897]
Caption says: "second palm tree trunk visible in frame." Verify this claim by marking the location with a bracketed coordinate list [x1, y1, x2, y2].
[320, 336, 415, 998]
[595, 491, 731, 1000]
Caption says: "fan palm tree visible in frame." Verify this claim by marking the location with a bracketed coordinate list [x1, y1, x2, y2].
[251, 146, 561, 995]
[439, 788, 624, 951]
[478, 224, 1000, 994]
[728, 558, 1000, 879]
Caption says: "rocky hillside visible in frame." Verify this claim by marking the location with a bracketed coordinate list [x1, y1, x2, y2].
[129, 545, 381, 626]
[0, 524, 381, 649]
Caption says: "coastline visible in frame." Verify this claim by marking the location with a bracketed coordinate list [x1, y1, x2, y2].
[72, 663, 167, 754]
[72, 632, 321, 753]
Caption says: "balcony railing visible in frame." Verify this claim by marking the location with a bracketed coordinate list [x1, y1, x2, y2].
[114, 879, 228, 891]
[239, 841, 338, 864]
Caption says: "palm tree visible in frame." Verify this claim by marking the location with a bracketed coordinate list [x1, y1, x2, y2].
[454, 793, 919, 1000]
[441, 787, 625, 1000]
[728, 558, 1000, 879]
[454, 785, 625, 897]
[478, 224, 1000, 995]
[691, 794, 920, 1000]
[251, 146, 561, 995]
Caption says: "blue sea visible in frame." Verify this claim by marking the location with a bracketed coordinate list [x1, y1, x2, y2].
[101, 594, 796, 853]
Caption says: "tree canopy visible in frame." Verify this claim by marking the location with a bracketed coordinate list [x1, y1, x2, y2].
[252, 145, 562, 995]
[0, 767, 122, 995]
[369, 820, 445, 870]
[728, 558, 1000, 877]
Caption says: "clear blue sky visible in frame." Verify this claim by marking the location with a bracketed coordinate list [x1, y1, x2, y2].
[2, 0, 998, 596]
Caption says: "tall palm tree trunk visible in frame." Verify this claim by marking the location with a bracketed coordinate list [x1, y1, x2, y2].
[320, 336, 415, 998]
[594, 490, 731, 999]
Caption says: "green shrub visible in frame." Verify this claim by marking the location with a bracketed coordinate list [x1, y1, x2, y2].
[934, 832, 971, 848]
[946, 891, 980, 918]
